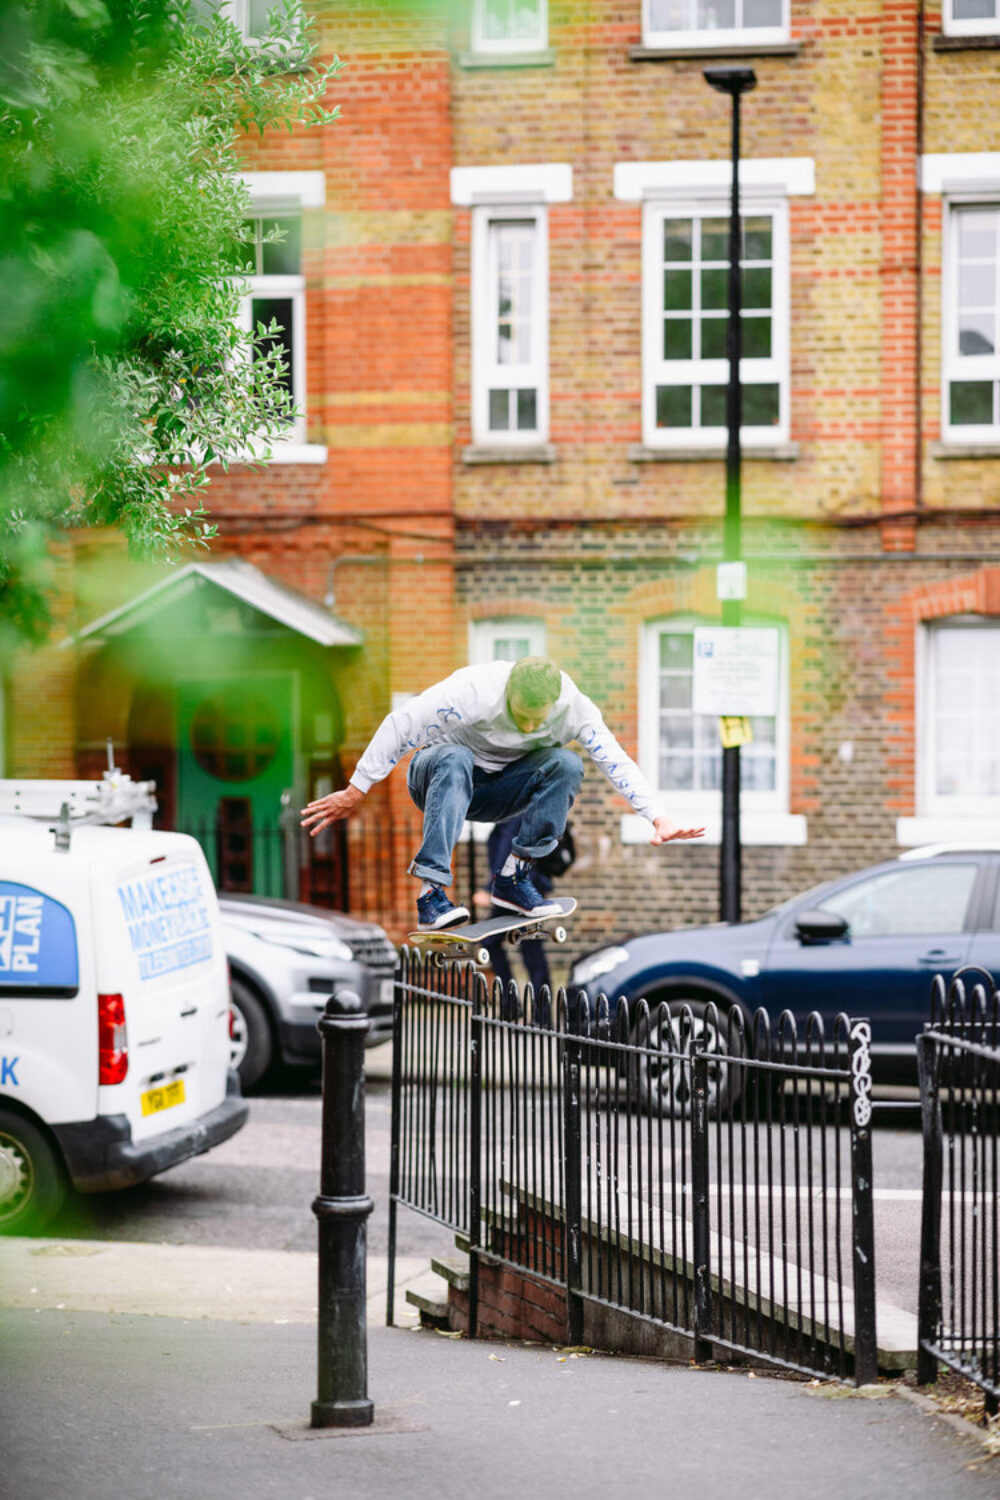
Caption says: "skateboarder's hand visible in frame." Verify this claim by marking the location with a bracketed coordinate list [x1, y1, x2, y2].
[300, 784, 365, 835]
[650, 815, 705, 845]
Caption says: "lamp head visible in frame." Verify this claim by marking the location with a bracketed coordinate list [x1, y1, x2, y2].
[703, 66, 757, 97]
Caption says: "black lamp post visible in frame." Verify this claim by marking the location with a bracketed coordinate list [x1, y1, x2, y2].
[704, 64, 756, 925]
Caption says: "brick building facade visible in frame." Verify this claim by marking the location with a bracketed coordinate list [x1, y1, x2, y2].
[6, 0, 1000, 947]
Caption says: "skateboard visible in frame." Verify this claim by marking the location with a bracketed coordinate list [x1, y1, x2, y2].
[408, 897, 577, 968]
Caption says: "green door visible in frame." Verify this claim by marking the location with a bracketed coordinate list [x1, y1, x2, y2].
[176, 674, 297, 897]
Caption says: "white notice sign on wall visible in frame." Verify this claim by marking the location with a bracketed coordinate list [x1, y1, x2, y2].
[692, 627, 780, 717]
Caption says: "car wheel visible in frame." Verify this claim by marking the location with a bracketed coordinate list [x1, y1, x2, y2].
[0, 1109, 67, 1235]
[229, 977, 274, 1092]
[631, 999, 741, 1117]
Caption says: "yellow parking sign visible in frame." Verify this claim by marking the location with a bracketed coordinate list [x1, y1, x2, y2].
[719, 716, 753, 749]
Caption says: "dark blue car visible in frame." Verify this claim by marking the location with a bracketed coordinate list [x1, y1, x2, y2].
[569, 845, 1000, 1113]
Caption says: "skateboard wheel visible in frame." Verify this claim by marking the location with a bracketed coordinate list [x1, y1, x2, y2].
[554, 926, 567, 944]
[475, 946, 491, 967]
[508, 930, 522, 947]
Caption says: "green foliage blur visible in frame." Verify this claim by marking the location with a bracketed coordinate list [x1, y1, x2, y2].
[0, 0, 340, 643]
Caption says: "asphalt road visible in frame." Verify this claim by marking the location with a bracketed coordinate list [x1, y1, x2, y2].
[40, 1043, 927, 1320]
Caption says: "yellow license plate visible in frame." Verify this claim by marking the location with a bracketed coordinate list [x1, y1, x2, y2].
[140, 1079, 186, 1117]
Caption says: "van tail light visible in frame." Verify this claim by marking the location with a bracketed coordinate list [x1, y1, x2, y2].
[98, 993, 128, 1085]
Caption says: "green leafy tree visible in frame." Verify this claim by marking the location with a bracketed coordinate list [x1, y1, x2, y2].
[0, 0, 340, 641]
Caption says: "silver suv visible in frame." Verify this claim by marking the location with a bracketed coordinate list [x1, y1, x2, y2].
[219, 895, 398, 1090]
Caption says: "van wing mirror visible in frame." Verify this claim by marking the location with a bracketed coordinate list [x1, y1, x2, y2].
[794, 908, 849, 944]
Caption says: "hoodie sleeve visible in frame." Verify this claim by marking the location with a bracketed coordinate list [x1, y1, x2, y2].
[348, 670, 478, 793]
[568, 689, 665, 824]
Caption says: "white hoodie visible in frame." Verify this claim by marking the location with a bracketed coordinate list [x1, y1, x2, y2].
[349, 661, 665, 825]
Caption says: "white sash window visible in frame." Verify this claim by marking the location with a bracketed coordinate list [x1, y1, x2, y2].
[643, 0, 788, 49]
[472, 0, 548, 52]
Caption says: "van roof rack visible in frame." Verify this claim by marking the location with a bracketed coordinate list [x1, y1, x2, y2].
[0, 772, 157, 849]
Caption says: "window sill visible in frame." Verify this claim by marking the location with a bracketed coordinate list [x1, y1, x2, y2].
[458, 47, 556, 68]
[930, 441, 1000, 460]
[214, 441, 329, 467]
[621, 812, 808, 847]
[629, 442, 800, 463]
[462, 443, 558, 464]
[897, 815, 1000, 848]
[630, 40, 802, 61]
[269, 442, 329, 465]
[932, 33, 1000, 51]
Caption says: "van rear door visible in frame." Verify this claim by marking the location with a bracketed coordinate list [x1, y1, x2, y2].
[89, 833, 231, 1142]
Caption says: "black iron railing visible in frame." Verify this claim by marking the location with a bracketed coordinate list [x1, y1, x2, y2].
[387, 950, 878, 1384]
[917, 968, 1000, 1420]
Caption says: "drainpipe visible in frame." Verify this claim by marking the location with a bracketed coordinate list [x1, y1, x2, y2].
[915, 0, 926, 516]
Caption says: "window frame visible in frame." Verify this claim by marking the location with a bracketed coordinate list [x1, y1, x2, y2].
[918, 616, 1000, 818]
[469, 618, 547, 664]
[942, 0, 1000, 37]
[194, 0, 302, 42]
[471, 0, 548, 53]
[941, 198, 1000, 443]
[237, 173, 326, 462]
[641, 193, 791, 450]
[641, 0, 789, 51]
[639, 615, 792, 822]
[237, 215, 307, 445]
[471, 203, 550, 448]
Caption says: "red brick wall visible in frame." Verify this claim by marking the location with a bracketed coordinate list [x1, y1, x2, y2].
[9, 1, 1000, 951]
[448, 1263, 569, 1346]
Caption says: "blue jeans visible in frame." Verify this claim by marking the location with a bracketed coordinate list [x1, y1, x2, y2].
[406, 745, 583, 888]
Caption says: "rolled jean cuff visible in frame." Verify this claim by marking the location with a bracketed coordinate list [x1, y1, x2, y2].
[511, 835, 558, 862]
[408, 857, 454, 888]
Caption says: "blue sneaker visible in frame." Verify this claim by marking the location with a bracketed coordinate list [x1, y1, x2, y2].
[416, 885, 469, 931]
[491, 861, 561, 918]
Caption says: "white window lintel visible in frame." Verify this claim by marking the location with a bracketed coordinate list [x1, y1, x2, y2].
[920, 154, 1000, 197]
[241, 170, 326, 210]
[615, 157, 815, 204]
[898, 816, 1000, 848]
[452, 163, 573, 206]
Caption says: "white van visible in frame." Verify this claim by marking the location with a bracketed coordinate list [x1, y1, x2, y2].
[0, 776, 247, 1234]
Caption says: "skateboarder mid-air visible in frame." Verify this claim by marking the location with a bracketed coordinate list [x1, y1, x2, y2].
[300, 656, 705, 931]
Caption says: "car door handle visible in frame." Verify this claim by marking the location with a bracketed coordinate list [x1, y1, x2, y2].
[918, 950, 961, 966]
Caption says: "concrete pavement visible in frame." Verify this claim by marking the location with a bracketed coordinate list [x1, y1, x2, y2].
[1, 1235, 998, 1500]
[0, 1234, 432, 1327]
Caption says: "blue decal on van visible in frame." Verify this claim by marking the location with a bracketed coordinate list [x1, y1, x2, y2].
[1, 1057, 19, 1086]
[117, 863, 213, 980]
[0, 884, 79, 990]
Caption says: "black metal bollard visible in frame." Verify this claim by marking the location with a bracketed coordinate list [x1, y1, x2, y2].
[311, 987, 375, 1429]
